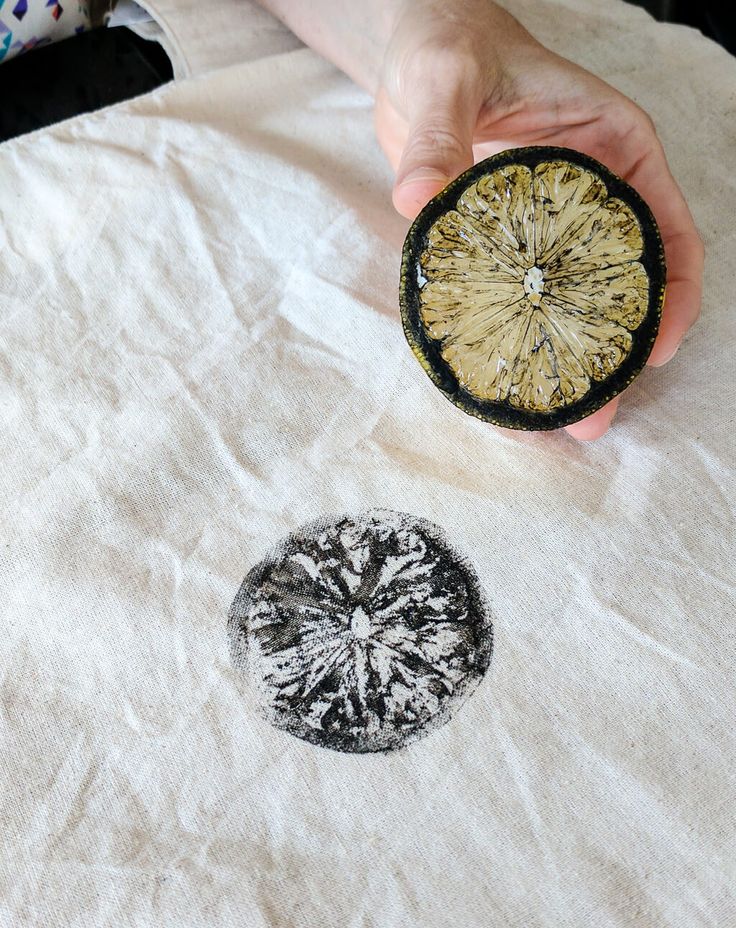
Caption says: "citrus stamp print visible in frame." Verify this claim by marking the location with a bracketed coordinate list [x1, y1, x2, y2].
[228, 510, 493, 753]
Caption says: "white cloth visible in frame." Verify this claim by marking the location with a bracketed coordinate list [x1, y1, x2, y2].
[133, 0, 302, 79]
[0, 1, 734, 926]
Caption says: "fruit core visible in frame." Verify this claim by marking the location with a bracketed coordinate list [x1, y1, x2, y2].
[522, 265, 545, 306]
[350, 606, 371, 640]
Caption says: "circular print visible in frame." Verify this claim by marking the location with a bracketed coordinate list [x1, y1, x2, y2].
[228, 510, 493, 753]
[400, 146, 666, 430]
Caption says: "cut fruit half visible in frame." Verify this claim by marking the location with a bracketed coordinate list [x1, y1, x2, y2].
[399, 146, 666, 430]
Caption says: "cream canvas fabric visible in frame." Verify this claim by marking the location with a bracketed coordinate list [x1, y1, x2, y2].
[1, 1, 735, 926]
[133, 0, 302, 78]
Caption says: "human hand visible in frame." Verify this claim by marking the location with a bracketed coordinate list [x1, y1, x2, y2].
[375, 0, 703, 440]
[255, 0, 704, 440]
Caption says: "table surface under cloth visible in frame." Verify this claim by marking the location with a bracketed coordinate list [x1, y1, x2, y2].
[0, 1, 734, 926]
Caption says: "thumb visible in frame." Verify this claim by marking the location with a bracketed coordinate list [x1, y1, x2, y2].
[393, 86, 480, 220]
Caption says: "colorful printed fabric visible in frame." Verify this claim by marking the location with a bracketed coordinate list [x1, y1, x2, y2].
[0, 0, 109, 63]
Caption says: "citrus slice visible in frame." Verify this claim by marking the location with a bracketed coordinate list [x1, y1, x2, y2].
[400, 146, 666, 430]
[228, 510, 493, 754]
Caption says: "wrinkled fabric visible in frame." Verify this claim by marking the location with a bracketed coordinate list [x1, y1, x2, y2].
[0, 1, 735, 926]
[133, 0, 302, 78]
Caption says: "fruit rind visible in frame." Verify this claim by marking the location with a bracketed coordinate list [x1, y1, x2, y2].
[399, 146, 666, 431]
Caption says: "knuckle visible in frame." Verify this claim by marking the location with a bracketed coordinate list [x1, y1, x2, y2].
[635, 107, 656, 134]
[407, 123, 466, 159]
[677, 229, 706, 264]
[407, 40, 479, 85]
[619, 99, 656, 133]
[615, 100, 656, 138]
[402, 36, 484, 106]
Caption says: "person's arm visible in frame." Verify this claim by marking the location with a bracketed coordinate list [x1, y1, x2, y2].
[255, 0, 704, 441]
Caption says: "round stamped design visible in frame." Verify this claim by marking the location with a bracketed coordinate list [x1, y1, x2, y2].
[228, 510, 493, 754]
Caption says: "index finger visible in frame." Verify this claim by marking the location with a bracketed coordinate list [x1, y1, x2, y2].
[619, 131, 704, 366]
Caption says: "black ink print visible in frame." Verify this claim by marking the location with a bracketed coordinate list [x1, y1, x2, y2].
[228, 510, 493, 754]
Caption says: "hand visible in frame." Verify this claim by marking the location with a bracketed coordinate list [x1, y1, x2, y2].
[375, 0, 703, 440]
[256, 0, 704, 440]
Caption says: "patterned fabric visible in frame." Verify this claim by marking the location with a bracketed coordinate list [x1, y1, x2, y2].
[0, 0, 110, 63]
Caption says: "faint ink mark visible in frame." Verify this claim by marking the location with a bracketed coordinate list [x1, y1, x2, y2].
[228, 510, 493, 754]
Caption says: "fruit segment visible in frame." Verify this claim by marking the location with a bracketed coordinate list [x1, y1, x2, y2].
[418, 161, 648, 412]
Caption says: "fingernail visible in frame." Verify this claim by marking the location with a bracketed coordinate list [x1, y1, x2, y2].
[651, 338, 682, 367]
[398, 168, 451, 189]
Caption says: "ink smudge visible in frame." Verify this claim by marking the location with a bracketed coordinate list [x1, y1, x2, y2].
[228, 510, 493, 753]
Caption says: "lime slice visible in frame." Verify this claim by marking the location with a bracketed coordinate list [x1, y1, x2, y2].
[228, 510, 493, 754]
[400, 146, 666, 430]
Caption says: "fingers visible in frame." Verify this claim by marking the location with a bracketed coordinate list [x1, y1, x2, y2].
[647, 231, 704, 366]
[392, 80, 481, 220]
[564, 397, 619, 441]
[621, 130, 704, 367]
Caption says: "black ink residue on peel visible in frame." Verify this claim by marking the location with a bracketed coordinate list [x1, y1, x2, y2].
[399, 145, 667, 430]
[228, 510, 493, 754]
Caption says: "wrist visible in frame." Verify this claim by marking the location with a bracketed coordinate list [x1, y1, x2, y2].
[253, 0, 404, 92]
